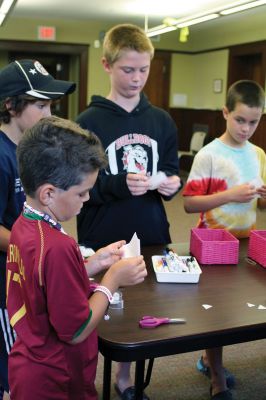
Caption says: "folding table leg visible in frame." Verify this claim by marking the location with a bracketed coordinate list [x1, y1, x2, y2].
[144, 358, 154, 388]
[134, 359, 145, 400]
[134, 358, 155, 399]
[102, 357, 112, 400]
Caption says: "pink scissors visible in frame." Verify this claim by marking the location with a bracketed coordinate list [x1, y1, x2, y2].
[139, 315, 186, 329]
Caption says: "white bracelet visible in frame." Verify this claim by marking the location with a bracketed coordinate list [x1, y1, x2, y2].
[94, 285, 113, 303]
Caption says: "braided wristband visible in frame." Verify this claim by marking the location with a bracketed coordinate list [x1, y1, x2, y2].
[94, 285, 113, 303]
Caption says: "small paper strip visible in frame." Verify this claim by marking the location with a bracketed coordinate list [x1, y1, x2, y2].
[245, 257, 257, 265]
[202, 304, 213, 310]
[250, 176, 263, 189]
[247, 303, 256, 307]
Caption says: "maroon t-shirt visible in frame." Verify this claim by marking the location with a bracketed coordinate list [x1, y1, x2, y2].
[7, 215, 98, 399]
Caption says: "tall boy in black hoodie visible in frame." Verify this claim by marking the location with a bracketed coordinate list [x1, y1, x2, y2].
[76, 23, 181, 400]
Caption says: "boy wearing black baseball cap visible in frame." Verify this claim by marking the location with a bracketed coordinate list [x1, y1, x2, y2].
[0, 59, 75, 100]
[0, 59, 75, 399]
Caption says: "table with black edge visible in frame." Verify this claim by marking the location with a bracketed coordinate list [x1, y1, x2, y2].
[97, 240, 266, 400]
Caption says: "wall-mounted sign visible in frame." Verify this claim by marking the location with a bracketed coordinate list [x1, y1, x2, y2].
[213, 79, 223, 93]
[38, 26, 56, 41]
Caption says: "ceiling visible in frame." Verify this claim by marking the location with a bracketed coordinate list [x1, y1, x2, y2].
[11, 0, 266, 27]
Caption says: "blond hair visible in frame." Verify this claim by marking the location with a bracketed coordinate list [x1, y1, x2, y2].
[103, 23, 154, 65]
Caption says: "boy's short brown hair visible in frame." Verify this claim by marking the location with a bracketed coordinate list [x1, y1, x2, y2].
[17, 115, 107, 197]
[226, 80, 265, 112]
[103, 23, 154, 65]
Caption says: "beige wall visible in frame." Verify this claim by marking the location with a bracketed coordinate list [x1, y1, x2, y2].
[0, 11, 265, 113]
[170, 50, 229, 109]
[88, 46, 109, 100]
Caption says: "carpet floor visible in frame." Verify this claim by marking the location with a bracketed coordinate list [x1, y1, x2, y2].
[95, 341, 266, 399]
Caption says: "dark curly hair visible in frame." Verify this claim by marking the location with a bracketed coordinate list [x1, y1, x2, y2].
[0, 95, 44, 124]
[17, 116, 107, 197]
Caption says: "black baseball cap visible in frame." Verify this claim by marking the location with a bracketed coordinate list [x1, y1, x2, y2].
[0, 59, 76, 100]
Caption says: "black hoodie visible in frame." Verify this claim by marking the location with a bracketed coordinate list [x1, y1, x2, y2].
[76, 93, 179, 250]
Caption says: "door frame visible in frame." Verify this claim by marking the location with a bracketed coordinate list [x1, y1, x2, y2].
[0, 40, 88, 114]
[144, 50, 171, 111]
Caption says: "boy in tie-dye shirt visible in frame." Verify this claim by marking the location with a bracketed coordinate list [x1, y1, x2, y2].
[183, 80, 266, 400]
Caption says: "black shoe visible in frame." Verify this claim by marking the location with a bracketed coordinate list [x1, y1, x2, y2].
[114, 384, 150, 400]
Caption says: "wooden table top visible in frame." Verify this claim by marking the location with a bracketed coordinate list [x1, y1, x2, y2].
[98, 240, 266, 362]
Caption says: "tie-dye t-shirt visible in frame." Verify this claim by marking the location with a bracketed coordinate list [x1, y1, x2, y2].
[183, 138, 266, 238]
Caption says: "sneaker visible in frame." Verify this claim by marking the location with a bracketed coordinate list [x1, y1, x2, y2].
[196, 357, 235, 389]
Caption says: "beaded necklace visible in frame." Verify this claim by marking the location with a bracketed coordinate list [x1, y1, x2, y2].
[23, 202, 67, 235]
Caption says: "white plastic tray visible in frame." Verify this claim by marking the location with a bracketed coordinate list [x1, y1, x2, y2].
[152, 255, 202, 283]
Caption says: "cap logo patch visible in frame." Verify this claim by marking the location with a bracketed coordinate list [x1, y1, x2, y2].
[29, 68, 37, 75]
[34, 61, 49, 76]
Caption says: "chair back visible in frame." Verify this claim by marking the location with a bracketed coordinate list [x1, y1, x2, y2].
[190, 131, 206, 154]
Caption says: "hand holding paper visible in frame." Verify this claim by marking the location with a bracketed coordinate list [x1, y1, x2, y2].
[121, 232, 140, 258]
[250, 176, 264, 198]
[148, 171, 167, 190]
[250, 176, 264, 189]
[106, 233, 146, 294]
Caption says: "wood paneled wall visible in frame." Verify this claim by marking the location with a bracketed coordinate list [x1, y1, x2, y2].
[227, 41, 266, 89]
[170, 108, 266, 152]
[252, 114, 266, 151]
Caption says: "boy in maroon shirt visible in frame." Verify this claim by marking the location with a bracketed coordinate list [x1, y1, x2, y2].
[0, 59, 76, 400]
[6, 116, 147, 399]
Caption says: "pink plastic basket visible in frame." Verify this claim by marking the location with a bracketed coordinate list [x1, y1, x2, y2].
[190, 228, 239, 265]
[247, 230, 266, 268]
